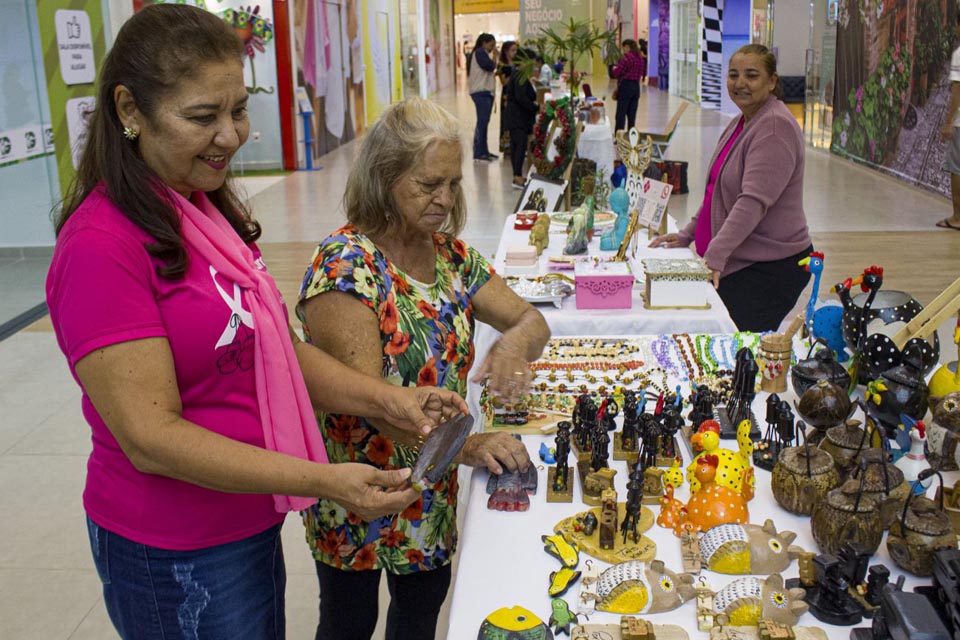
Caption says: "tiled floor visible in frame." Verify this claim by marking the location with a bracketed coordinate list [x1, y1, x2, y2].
[2, 83, 960, 639]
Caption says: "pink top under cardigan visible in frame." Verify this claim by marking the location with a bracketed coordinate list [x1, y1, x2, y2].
[695, 117, 744, 256]
[678, 97, 811, 277]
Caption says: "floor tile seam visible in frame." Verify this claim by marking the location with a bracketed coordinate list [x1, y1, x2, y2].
[66, 598, 105, 640]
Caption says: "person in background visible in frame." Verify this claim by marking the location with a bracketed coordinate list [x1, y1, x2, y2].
[45, 6, 468, 639]
[638, 39, 649, 88]
[467, 33, 498, 162]
[538, 53, 554, 87]
[504, 49, 541, 189]
[299, 98, 550, 640]
[938, 13, 960, 231]
[497, 40, 519, 155]
[649, 44, 812, 332]
[611, 39, 644, 132]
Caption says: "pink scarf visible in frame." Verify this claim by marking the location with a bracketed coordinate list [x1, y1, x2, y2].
[173, 189, 328, 513]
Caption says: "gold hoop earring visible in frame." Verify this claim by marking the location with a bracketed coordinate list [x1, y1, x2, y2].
[123, 126, 139, 141]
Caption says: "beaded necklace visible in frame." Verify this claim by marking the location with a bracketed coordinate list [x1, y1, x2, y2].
[650, 335, 681, 378]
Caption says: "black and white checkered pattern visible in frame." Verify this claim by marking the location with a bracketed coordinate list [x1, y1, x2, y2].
[701, 0, 723, 110]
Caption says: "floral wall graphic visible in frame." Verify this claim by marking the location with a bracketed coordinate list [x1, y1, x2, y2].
[222, 5, 275, 94]
[830, 0, 956, 197]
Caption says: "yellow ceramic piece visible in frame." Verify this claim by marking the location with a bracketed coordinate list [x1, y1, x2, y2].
[708, 548, 750, 574]
[549, 567, 582, 597]
[484, 605, 545, 631]
[929, 361, 960, 398]
[542, 533, 580, 568]
[688, 420, 755, 499]
[726, 603, 762, 626]
[662, 456, 684, 489]
[599, 581, 649, 614]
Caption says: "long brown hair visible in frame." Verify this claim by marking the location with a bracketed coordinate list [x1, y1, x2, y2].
[55, 4, 261, 279]
[733, 44, 784, 101]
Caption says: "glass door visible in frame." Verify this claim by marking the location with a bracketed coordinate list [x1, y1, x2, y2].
[804, 0, 837, 149]
[670, 0, 699, 102]
[399, 0, 420, 98]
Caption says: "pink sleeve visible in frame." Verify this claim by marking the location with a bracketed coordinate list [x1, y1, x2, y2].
[48, 228, 167, 367]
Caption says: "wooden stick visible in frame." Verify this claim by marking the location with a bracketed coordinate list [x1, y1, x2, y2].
[891, 276, 960, 349]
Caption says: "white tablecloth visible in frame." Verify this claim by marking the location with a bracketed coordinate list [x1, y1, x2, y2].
[577, 117, 615, 179]
[447, 373, 956, 639]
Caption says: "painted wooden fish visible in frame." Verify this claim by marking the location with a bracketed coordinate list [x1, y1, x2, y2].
[548, 566, 582, 598]
[542, 533, 579, 568]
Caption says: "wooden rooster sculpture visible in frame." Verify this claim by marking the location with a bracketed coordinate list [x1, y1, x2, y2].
[687, 419, 755, 499]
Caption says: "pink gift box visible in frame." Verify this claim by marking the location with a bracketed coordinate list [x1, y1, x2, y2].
[574, 261, 634, 309]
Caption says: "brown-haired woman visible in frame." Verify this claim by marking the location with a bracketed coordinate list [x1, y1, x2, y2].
[298, 97, 550, 640]
[45, 5, 467, 638]
[650, 44, 812, 331]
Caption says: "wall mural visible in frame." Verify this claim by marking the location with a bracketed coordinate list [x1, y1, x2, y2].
[830, 0, 956, 197]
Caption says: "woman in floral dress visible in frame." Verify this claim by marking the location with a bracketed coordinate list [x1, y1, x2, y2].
[298, 98, 550, 640]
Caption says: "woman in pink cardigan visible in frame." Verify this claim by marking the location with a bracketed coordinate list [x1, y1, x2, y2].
[651, 44, 812, 331]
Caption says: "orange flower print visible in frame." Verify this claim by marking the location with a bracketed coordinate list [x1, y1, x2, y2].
[392, 272, 412, 296]
[447, 470, 459, 505]
[379, 526, 407, 548]
[384, 332, 410, 356]
[366, 434, 395, 467]
[351, 543, 379, 571]
[444, 332, 459, 362]
[418, 357, 438, 387]
[318, 528, 346, 557]
[417, 299, 439, 320]
[326, 415, 368, 449]
[379, 297, 399, 335]
[405, 548, 426, 569]
[347, 511, 363, 526]
[401, 496, 424, 522]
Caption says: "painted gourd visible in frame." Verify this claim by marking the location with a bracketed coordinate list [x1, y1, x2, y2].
[699, 520, 804, 575]
[711, 574, 808, 627]
[591, 560, 696, 614]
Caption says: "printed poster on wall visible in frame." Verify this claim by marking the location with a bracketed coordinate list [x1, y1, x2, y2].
[36, 0, 106, 194]
[830, 0, 956, 197]
[363, 0, 402, 125]
[454, 0, 519, 13]
[519, 0, 589, 40]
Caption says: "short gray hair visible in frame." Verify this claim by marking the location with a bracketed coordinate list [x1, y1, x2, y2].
[344, 98, 466, 237]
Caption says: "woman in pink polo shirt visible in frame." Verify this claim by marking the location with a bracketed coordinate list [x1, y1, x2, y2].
[651, 44, 812, 331]
[45, 6, 466, 639]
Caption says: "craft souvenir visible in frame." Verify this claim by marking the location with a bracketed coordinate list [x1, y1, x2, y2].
[866, 345, 930, 437]
[709, 621, 827, 640]
[486, 463, 538, 512]
[686, 419, 755, 498]
[659, 454, 749, 536]
[849, 582, 952, 640]
[543, 533, 580, 569]
[791, 340, 851, 395]
[819, 418, 869, 477]
[772, 424, 841, 516]
[555, 503, 657, 564]
[549, 566, 582, 597]
[548, 599, 582, 636]
[549, 422, 575, 503]
[757, 332, 793, 394]
[893, 416, 931, 493]
[641, 258, 712, 310]
[563, 210, 588, 255]
[794, 380, 852, 444]
[504, 245, 540, 276]
[579, 464, 616, 504]
[574, 260, 634, 310]
[718, 348, 760, 440]
[620, 468, 645, 544]
[707, 574, 808, 627]
[929, 391, 960, 471]
[599, 224, 619, 251]
[695, 521, 804, 575]
[811, 465, 884, 556]
[610, 186, 631, 245]
[570, 618, 690, 640]
[798, 251, 847, 361]
[753, 396, 796, 471]
[847, 449, 910, 527]
[529, 214, 551, 255]
[581, 560, 696, 615]
[886, 470, 957, 577]
[515, 210, 539, 230]
[478, 605, 554, 640]
[410, 414, 473, 491]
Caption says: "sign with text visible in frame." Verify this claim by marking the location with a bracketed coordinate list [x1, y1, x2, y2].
[626, 173, 672, 230]
[454, 0, 519, 14]
[519, 0, 588, 40]
[54, 10, 95, 85]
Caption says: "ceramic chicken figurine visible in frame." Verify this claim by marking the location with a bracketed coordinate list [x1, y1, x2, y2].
[894, 415, 931, 494]
[688, 419, 755, 499]
[659, 454, 750, 536]
[798, 251, 847, 361]
[662, 456, 684, 490]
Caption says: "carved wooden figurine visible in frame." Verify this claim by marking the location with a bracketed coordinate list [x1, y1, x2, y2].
[549, 421, 575, 503]
[600, 488, 619, 550]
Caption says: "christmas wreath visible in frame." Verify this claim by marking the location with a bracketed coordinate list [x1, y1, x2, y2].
[529, 97, 579, 180]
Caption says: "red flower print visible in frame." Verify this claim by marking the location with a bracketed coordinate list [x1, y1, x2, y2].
[417, 299, 440, 320]
[401, 496, 424, 521]
[347, 511, 363, 526]
[365, 434, 395, 467]
[384, 332, 410, 356]
[351, 543, 378, 571]
[379, 526, 407, 548]
[445, 332, 459, 362]
[418, 357, 438, 387]
[326, 415, 368, 453]
[393, 272, 412, 296]
[379, 297, 399, 335]
[404, 548, 426, 568]
[318, 529, 347, 557]
[447, 470, 459, 505]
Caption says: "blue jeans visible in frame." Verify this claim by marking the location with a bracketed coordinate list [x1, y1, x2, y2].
[471, 92, 494, 158]
[87, 517, 286, 639]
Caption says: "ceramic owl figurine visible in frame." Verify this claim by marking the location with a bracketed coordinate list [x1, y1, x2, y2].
[710, 574, 808, 627]
[698, 521, 804, 575]
[583, 559, 696, 615]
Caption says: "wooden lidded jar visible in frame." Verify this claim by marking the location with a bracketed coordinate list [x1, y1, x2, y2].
[794, 380, 852, 445]
[811, 472, 883, 556]
[819, 419, 867, 478]
[849, 449, 910, 528]
[772, 442, 840, 516]
[887, 470, 957, 577]
[791, 341, 851, 396]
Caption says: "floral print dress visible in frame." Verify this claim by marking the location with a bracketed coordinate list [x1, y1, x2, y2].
[297, 224, 493, 575]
